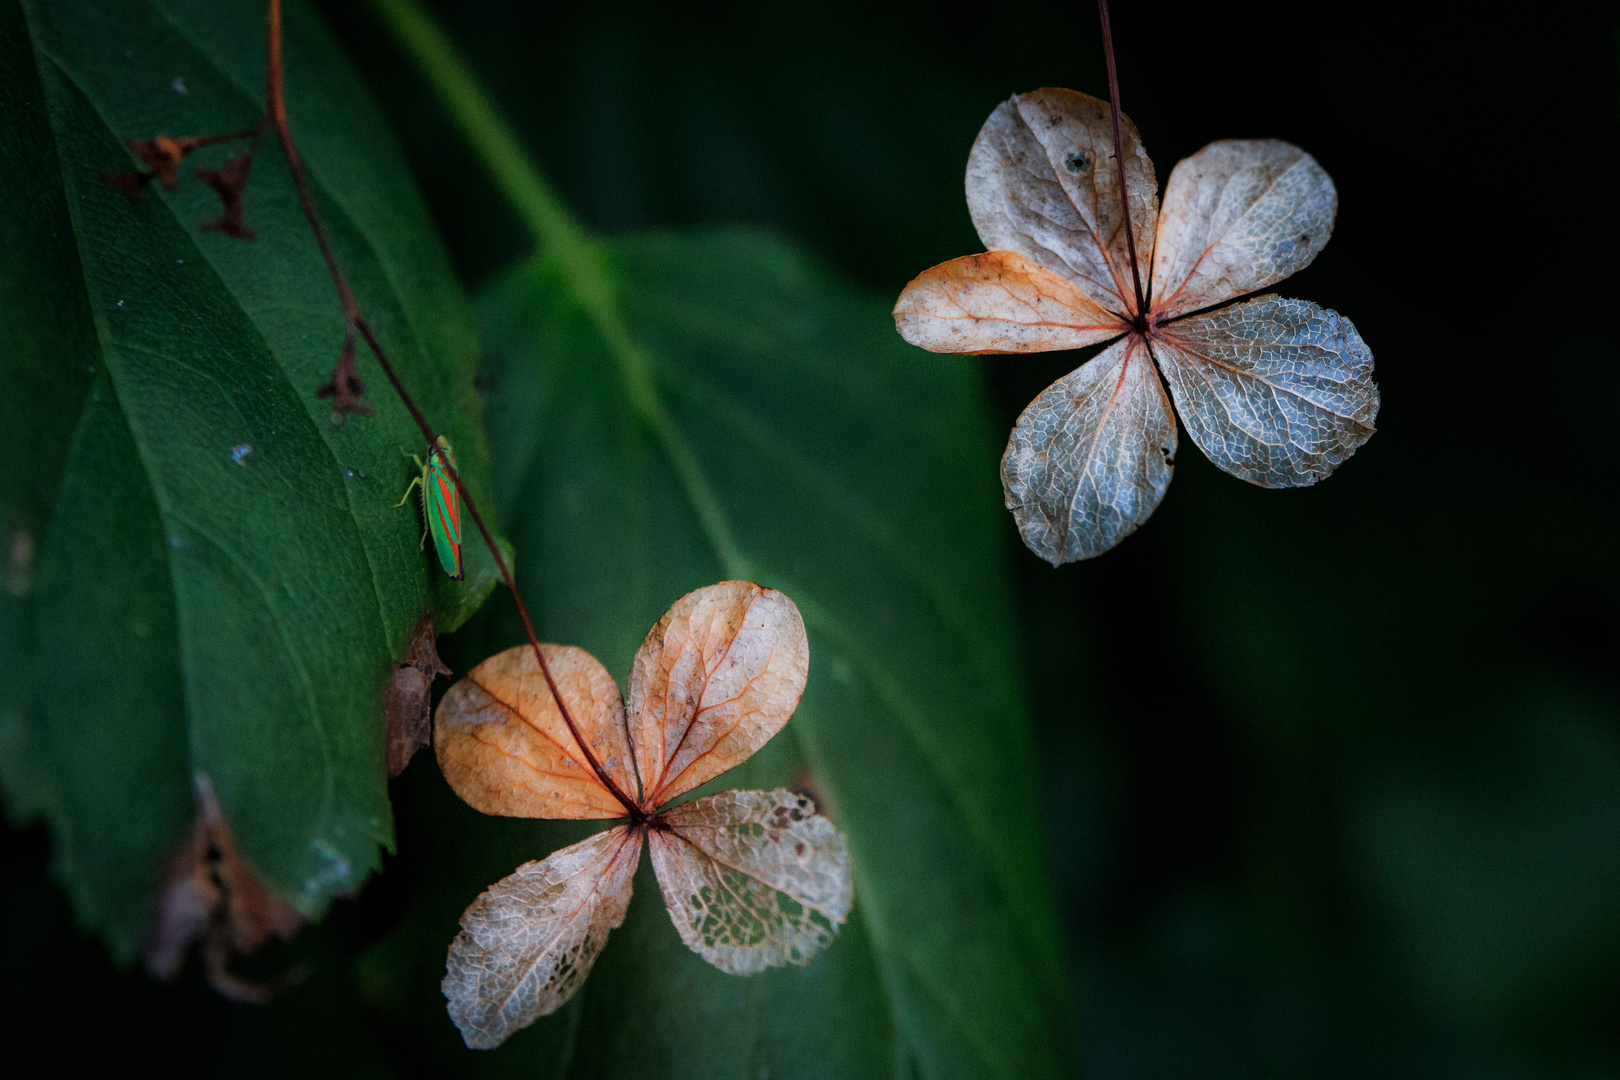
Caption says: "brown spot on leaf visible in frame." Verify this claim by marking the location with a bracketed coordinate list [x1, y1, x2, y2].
[789, 768, 839, 827]
[196, 151, 256, 240]
[128, 134, 200, 191]
[315, 330, 373, 422]
[108, 128, 258, 204]
[143, 775, 303, 1002]
[385, 612, 452, 777]
[104, 170, 154, 202]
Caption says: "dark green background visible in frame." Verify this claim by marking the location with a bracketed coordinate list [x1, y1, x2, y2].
[5, 0, 1618, 1076]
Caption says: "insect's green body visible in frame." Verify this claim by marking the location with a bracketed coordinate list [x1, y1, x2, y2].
[397, 435, 463, 580]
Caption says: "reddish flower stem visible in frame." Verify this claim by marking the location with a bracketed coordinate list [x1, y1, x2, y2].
[263, 0, 638, 815]
[1096, 0, 1147, 320]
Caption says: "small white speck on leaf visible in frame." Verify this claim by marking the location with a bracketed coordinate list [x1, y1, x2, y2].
[171, 76, 187, 94]
[5, 529, 33, 597]
[231, 444, 252, 466]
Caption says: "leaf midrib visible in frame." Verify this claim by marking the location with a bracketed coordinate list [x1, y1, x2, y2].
[509, 237, 1065, 1071]
[537, 240, 1066, 998]
[667, 361, 1018, 698]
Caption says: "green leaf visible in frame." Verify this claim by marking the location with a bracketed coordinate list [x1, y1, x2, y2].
[362, 229, 1075, 1077]
[0, 0, 502, 961]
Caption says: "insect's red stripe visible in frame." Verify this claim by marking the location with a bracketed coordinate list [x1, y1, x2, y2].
[432, 471, 460, 544]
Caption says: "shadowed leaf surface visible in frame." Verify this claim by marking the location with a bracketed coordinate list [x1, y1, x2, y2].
[478, 229, 1065, 1076]
[0, 0, 502, 960]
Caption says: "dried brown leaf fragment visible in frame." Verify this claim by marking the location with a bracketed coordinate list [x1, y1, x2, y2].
[104, 169, 154, 202]
[110, 130, 258, 202]
[143, 775, 303, 1002]
[385, 612, 452, 777]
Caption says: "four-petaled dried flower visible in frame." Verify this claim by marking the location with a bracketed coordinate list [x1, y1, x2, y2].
[434, 581, 852, 1049]
[895, 89, 1379, 563]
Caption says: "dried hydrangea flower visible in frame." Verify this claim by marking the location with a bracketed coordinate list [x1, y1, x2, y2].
[433, 581, 852, 1049]
[895, 88, 1378, 563]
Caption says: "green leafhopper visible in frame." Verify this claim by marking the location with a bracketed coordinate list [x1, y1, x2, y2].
[397, 435, 463, 580]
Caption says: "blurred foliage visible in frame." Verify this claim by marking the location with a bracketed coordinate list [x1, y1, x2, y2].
[4, 0, 1619, 1076]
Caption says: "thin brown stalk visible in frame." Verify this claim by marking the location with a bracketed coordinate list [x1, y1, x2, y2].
[1096, 0, 1146, 320]
[263, 0, 640, 816]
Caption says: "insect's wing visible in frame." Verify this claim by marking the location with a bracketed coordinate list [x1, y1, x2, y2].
[893, 250, 1128, 354]
[427, 458, 463, 580]
[1002, 336, 1176, 564]
[1151, 295, 1378, 486]
[444, 825, 643, 1048]
[967, 88, 1157, 319]
[627, 582, 808, 806]
[1149, 140, 1336, 320]
[436, 643, 639, 818]
[649, 789, 851, 975]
